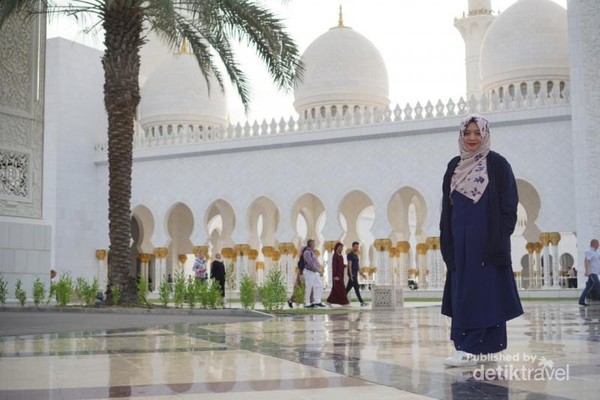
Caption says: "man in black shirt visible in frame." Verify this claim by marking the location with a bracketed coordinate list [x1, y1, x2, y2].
[345, 241, 368, 307]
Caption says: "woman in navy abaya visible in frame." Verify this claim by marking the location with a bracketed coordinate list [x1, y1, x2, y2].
[440, 114, 523, 367]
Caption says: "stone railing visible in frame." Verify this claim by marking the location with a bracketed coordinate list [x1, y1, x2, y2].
[94, 90, 570, 153]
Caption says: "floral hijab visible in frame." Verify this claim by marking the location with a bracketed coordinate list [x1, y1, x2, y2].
[450, 114, 490, 203]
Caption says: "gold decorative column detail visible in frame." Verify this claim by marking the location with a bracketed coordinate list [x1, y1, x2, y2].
[248, 249, 258, 260]
[256, 261, 264, 270]
[96, 249, 107, 261]
[221, 247, 234, 259]
[192, 245, 209, 256]
[323, 241, 336, 253]
[139, 254, 152, 263]
[261, 246, 274, 258]
[272, 250, 281, 262]
[154, 247, 168, 259]
[178, 254, 187, 264]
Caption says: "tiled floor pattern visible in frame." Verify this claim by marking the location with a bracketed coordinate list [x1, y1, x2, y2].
[0, 302, 598, 399]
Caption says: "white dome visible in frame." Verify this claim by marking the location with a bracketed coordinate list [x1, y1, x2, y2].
[293, 26, 389, 115]
[139, 53, 227, 130]
[480, 0, 569, 92]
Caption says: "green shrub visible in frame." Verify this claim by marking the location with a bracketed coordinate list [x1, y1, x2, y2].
[158, 277, 171, 307]
[32, 277, 46, 306]
[240, 274, 257, 310]
[111, 285, 121, 305]
[292, 278, 306, 306]
[258, 268, 287, 312]
[55, 273, 74, 306]
[76, 277, 99, 307]
[186, 279, 202, 309]
[0, 276, 8, 305]
[137, 278, 149, 306]
[15, 279, 27, 306]
[173, 269, 186, 308]
[197, 280, 223, 309]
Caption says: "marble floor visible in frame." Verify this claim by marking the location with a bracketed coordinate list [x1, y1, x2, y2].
[0, 302, 598, 399]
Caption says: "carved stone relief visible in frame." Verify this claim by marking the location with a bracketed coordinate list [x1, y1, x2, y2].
[0, 10, 44, 218]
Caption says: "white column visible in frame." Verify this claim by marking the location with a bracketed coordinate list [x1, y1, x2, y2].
[279, 243, 295, 291]
[534, 244, 542, 288]
[398, 242, 410, 288]
[540, 233, 551, 288]
[153, 248, 168, 292]
[261, 246, 275, 279]
[416, 243, 428, 289]
[427, 237, 443, 289]
[234, 244, 250, 292]
[96, 250, 108, 293]
[550, 233, 562, 288]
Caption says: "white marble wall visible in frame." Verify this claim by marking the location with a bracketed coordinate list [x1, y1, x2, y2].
[45, 38, 106, 279]
[568, 0, 600, 288]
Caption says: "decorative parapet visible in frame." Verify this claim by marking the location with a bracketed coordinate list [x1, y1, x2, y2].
[94, 91, 571, 154]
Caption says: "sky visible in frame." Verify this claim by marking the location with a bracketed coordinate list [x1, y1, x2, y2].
[46, 0, 567, 125]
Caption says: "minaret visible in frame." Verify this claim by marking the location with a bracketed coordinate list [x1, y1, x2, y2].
[454, 0, 496, 99]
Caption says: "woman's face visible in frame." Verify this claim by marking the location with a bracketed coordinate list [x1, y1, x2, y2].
[462, 121, 482, 152]
[336, 246, 342, 255]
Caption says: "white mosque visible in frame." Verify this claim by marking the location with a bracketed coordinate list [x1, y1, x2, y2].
[1, 0, 599, 300]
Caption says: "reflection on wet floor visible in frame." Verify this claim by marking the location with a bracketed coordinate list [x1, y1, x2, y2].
[0, 302, 599, 399]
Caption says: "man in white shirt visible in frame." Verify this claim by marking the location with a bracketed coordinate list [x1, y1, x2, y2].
[579, 239, 600, 306]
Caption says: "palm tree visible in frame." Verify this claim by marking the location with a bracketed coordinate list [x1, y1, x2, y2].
[0, 0, 302, 304]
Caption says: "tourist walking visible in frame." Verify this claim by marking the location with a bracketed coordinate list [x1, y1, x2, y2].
[327, 242, 350, 306]
[210, 253, 226, 297]
[193, 251, 207, 282]
[440, 113, 523, 367]
[303, 239, 325, 308]
[345, 241, 368, 307]
[578, 239, 600, 306]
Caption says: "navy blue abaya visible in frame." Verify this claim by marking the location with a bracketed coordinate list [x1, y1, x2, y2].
[443, 190, 522, 354]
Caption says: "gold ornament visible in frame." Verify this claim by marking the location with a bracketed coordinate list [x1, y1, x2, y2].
[95, 249, 107, 261]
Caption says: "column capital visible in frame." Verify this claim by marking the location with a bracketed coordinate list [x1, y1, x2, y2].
[426, 237, 440, 250]
[549, 232, 562, 246]
[153, 247, 168, 259]
[374, 238, 392, 251]
[262, 246, 275, 257]
[525, 242, 535, 254]
[221, 247, 235, 259]
[397, 241, 410, 253]
[95, 249, 107, 261]
[178, 254, 188, 264]
[192, 245, 209, 256]
[139, 253, 152, 263]
[248, 249, 259, 260]
[416, 243, 428, 255]
[539, 232, 551, 246]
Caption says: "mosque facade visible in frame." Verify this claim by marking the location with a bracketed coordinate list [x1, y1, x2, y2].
[1, 0, 599, 298]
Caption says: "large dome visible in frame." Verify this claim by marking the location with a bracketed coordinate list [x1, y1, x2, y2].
[139, 53, 227, 133]
[480, 0, 569, 94]
[293, 25, 389, 117]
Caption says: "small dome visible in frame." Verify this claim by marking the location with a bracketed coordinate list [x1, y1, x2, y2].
[480, 0, 569, 93]
[139, 53, 227, 131]
[293, 25, 389, 117]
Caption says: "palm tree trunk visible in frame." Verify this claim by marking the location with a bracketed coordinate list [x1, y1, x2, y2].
[102, 6, 144, 305]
